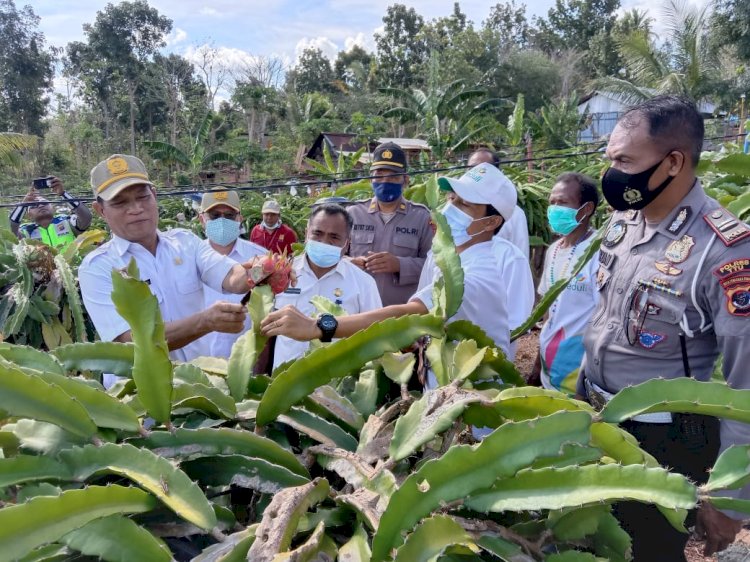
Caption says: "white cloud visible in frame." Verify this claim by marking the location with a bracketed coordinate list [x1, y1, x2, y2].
[199, 6, 220, 16]
[166, 27, 188, 46]
[344, 32, 371, 52]
[295, 36, 339, 62]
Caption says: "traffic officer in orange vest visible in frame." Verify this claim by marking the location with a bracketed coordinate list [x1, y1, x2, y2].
[347, 142, 433, 305]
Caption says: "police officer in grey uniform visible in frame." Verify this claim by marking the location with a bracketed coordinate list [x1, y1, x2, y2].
[347, 142, 433, 306]
[578, 95, 750, 560]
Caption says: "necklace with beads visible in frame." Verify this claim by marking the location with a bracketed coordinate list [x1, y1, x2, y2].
[549, 228, 593, 285]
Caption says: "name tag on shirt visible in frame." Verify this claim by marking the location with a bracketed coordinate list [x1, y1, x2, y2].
[283, 288, 301, 294]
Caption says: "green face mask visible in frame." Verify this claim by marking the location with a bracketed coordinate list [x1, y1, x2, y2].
[547, 204, 584, 235]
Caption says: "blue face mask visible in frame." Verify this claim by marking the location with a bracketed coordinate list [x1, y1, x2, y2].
[306, 239, 343, 268]
[372, 181, 403, 203]
[205, 217, 240, 246]
[441, 202, 475, 247]
[547, 204, 584, 236]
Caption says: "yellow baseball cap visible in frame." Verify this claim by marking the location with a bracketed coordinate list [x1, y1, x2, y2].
[90, 154, 153, 201]
[201, 190, 241, 212]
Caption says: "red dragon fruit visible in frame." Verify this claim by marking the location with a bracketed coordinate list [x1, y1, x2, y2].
[246, 251, 293, 295]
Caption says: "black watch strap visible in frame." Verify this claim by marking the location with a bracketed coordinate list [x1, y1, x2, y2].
[316, 313, 337, 343]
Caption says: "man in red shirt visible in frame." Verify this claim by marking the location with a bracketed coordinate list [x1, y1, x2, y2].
[250, 199, 298, 255]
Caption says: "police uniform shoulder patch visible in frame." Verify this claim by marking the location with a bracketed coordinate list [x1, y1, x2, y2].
[714, 258, 750, 316]
[407, 200, 431, 212]
[703, 209, 750, 246]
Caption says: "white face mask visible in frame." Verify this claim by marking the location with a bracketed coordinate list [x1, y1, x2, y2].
[441, 202, 480, 246]
[263, 219, 281, 230]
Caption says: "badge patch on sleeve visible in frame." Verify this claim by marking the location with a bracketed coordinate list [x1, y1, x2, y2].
[638, 331, 666, 349]
[714, 258, 750, 316]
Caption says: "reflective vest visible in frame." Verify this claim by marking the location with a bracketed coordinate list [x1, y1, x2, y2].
[19, 216, 76, 250]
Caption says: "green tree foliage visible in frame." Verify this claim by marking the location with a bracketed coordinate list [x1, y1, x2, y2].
[375, 4, 427, 89]
[486, 0, 532, 48]
[287, 47, 336, 95]
[65, 0, 172, 153]
[334, 45, 374, 92]
[712, 0, 750, 63]
[0, 0, 54, 135]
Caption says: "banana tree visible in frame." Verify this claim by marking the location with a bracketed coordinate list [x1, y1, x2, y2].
[381, 79, 508, 162]
[142, 112, 231, 184]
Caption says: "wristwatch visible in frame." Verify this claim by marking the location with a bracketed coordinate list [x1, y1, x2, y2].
[316, 313, 338, 342]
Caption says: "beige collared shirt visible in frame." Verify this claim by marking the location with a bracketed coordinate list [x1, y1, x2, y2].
[347, 197, 433, 306]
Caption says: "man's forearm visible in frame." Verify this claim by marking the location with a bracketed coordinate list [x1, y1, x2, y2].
[114, 311, 210, 351]
[72, 201, 92, 231]
[333, 301, 427, 338]
[222, 264, 249, 293]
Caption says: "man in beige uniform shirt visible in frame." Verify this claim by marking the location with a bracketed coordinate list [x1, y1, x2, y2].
[347, 142, 433, 305]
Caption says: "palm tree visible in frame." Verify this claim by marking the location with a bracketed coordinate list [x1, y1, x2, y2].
[0, 133, 38, 169]
[594, 0, 720, 104]
[143, 113, 230, 185]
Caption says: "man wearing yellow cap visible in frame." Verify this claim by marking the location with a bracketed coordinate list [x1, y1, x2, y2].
[79, 155, 256, 364]
[199, 190, 266, 358]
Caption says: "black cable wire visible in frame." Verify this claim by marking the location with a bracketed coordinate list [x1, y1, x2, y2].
[0, 132, 743, 209]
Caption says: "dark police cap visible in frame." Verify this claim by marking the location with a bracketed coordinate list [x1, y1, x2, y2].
[371, 142, 407, 173]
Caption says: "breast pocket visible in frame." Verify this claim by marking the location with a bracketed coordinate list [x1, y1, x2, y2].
[350, 231, 375, 256]
[392, 232, 419, 257]
[176, 274, 202, 295]
[633, 293, 686, 353]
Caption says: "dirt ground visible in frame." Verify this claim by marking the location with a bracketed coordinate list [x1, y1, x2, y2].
[512, 331, 750, 561]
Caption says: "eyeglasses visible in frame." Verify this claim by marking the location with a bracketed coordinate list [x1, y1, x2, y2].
[625, 285, 650, 346]
[206, 211, 238, 221]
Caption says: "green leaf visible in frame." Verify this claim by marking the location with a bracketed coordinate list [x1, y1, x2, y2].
[545, 552, 601, 561]
[256, 314, 444, 425]
[338, 523, 371, 562]
[389, 387, 483, 462]
[714, 153, 750, 177]
[59, 443, 217, 530]
[172, 381, 237, 419]
[348, 368, 379, 417]
[702, 445, 750, 492]
[380, 352, 416, 386]
[52, 342, 134, 377]
[191, 526, 257, 562]
[394, 515, 479, 562]
[9, 420, 87, 455]
[0, 485, 157, 561]
[310, 295, 348, 316]
[0, 362, 97, 439]
[22, 368, 140, 432]
[246, 478, 330, 561]
[727, 190, 750, 221]
[371, 411, 592, 560]
[493, 386, 595, 419]
[0, 455, 71, 488]
[599, 378, 750, 424]
[54, 255, 87, 342]
[173, 363, 211, 385]
[181, 454, 309, 493]
[548, 505, 610, 541]
[130, 427, 308, 478]
[591, 511, 631, 562]
[430, 211, 464, 318]
[449, 339, 487, 382]
[62, 515, 171, 562]
[475, 534, 528, 561]
[110, 259, 173, 423]
[227, 285, 273, 400]
[704, 496, 750, 514]
[0, 344, 66, 375]
[465, 464, 696, 513]
[308, 385, 365, 431]
[445, 321, 524, 385]
[279, 407, 359, 451]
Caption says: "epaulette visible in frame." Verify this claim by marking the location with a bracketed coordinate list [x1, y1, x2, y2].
[404, 199, 430, 212]
[703, 208, 750, 246]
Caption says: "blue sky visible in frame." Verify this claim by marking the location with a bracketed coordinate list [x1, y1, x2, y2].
[30, 0, 684, 64]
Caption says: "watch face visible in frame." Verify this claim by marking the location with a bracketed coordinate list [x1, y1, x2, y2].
[320, 316, 337, 331]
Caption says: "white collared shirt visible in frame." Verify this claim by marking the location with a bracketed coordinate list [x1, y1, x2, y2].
[492, 237, 535, 331]
[494, 206, 530, 259]
[272, 254, 382, 370]
[79, 229, 236, 362]
[202, 238, 267, 358]
[412, 241, 511, 356]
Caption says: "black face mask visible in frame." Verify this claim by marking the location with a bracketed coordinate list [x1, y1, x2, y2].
[601, 155, 676, 211]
